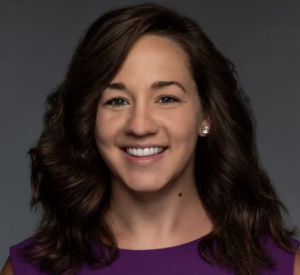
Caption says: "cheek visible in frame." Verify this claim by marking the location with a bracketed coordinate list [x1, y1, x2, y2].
[94, 112, 114, 148]
[174, 121, 199, 144]
[165, 106, 201, 142]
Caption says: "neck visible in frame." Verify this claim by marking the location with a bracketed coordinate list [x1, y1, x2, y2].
[104, 175, 213, 250]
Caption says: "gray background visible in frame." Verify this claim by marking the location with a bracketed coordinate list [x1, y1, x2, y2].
[0, 0, 299, 267]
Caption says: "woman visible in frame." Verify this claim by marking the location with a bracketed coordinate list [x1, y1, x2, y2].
[1, 3, 300, 275]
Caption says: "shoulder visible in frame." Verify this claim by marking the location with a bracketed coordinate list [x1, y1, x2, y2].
[260, 234, 300, 274]
[0, 256, 14, 275]
[7, 237, 38, 275]
[294, 248, 300, 275]
[9, 236, 33, 259]
[1, 238, 33, 275]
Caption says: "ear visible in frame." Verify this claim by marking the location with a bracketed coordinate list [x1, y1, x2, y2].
[198, 112, 211, 137]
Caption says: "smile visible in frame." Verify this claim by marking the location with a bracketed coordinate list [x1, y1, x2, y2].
[125, 147, 167, 157]
[121, 147, 168, 166]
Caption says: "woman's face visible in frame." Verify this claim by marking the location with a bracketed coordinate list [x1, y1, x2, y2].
[95, 34, 209, 193]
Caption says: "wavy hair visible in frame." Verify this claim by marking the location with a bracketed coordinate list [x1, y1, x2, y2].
[19, 3, 297, 275]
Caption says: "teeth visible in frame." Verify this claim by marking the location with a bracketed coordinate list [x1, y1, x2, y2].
[126, 147, 165, 157]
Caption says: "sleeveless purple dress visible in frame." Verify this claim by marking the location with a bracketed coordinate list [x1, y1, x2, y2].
[9, 234, 300, 274]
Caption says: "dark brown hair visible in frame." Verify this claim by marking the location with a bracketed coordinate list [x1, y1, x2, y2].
[20, 3, 297, 275]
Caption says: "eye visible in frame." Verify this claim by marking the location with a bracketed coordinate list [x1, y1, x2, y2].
[104, 96, 180, 107]
[104, 97, 128, 107]
[158, 96, 179, 105]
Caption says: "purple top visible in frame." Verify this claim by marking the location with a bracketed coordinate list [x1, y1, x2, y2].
[10, 235, 300, 274]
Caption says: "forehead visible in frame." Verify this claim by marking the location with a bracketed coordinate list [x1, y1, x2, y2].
[112, 34, 192, 80]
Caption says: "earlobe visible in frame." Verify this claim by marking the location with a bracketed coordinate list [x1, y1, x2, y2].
[199, 115, 211, 137]
[199, 125, 210, 137]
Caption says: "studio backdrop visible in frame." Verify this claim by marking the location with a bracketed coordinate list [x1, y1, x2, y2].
[0, 0, 299, 267]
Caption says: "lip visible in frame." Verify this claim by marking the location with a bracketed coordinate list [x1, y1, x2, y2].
[121, 148, 168, 166]
[120, 144, 168, 149]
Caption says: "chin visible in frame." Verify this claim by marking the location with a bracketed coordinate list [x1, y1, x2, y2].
[121, 176, 171, 193]
[127, 184, 167, 193]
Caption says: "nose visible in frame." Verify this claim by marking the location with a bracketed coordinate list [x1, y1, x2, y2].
[124, 103, 159, 137]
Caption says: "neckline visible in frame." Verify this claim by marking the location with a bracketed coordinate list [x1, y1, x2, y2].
[117, 232, 211, 252]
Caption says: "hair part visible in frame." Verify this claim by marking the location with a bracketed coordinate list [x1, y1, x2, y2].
[20, 3, 297, 275]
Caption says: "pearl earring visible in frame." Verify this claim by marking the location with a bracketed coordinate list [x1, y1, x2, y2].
[202, 125, 210, 135]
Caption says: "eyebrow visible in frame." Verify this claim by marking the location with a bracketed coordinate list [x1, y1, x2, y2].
[106, 80, 186, 93]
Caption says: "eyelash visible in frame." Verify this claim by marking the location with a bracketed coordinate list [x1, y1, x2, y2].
[104, 96, 180, 107]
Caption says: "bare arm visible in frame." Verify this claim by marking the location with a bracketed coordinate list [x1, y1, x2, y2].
[294, 249, 300, 275]
[0, 257, 14, 275]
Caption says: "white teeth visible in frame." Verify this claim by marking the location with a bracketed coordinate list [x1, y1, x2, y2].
[126, 147, 165, 156]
